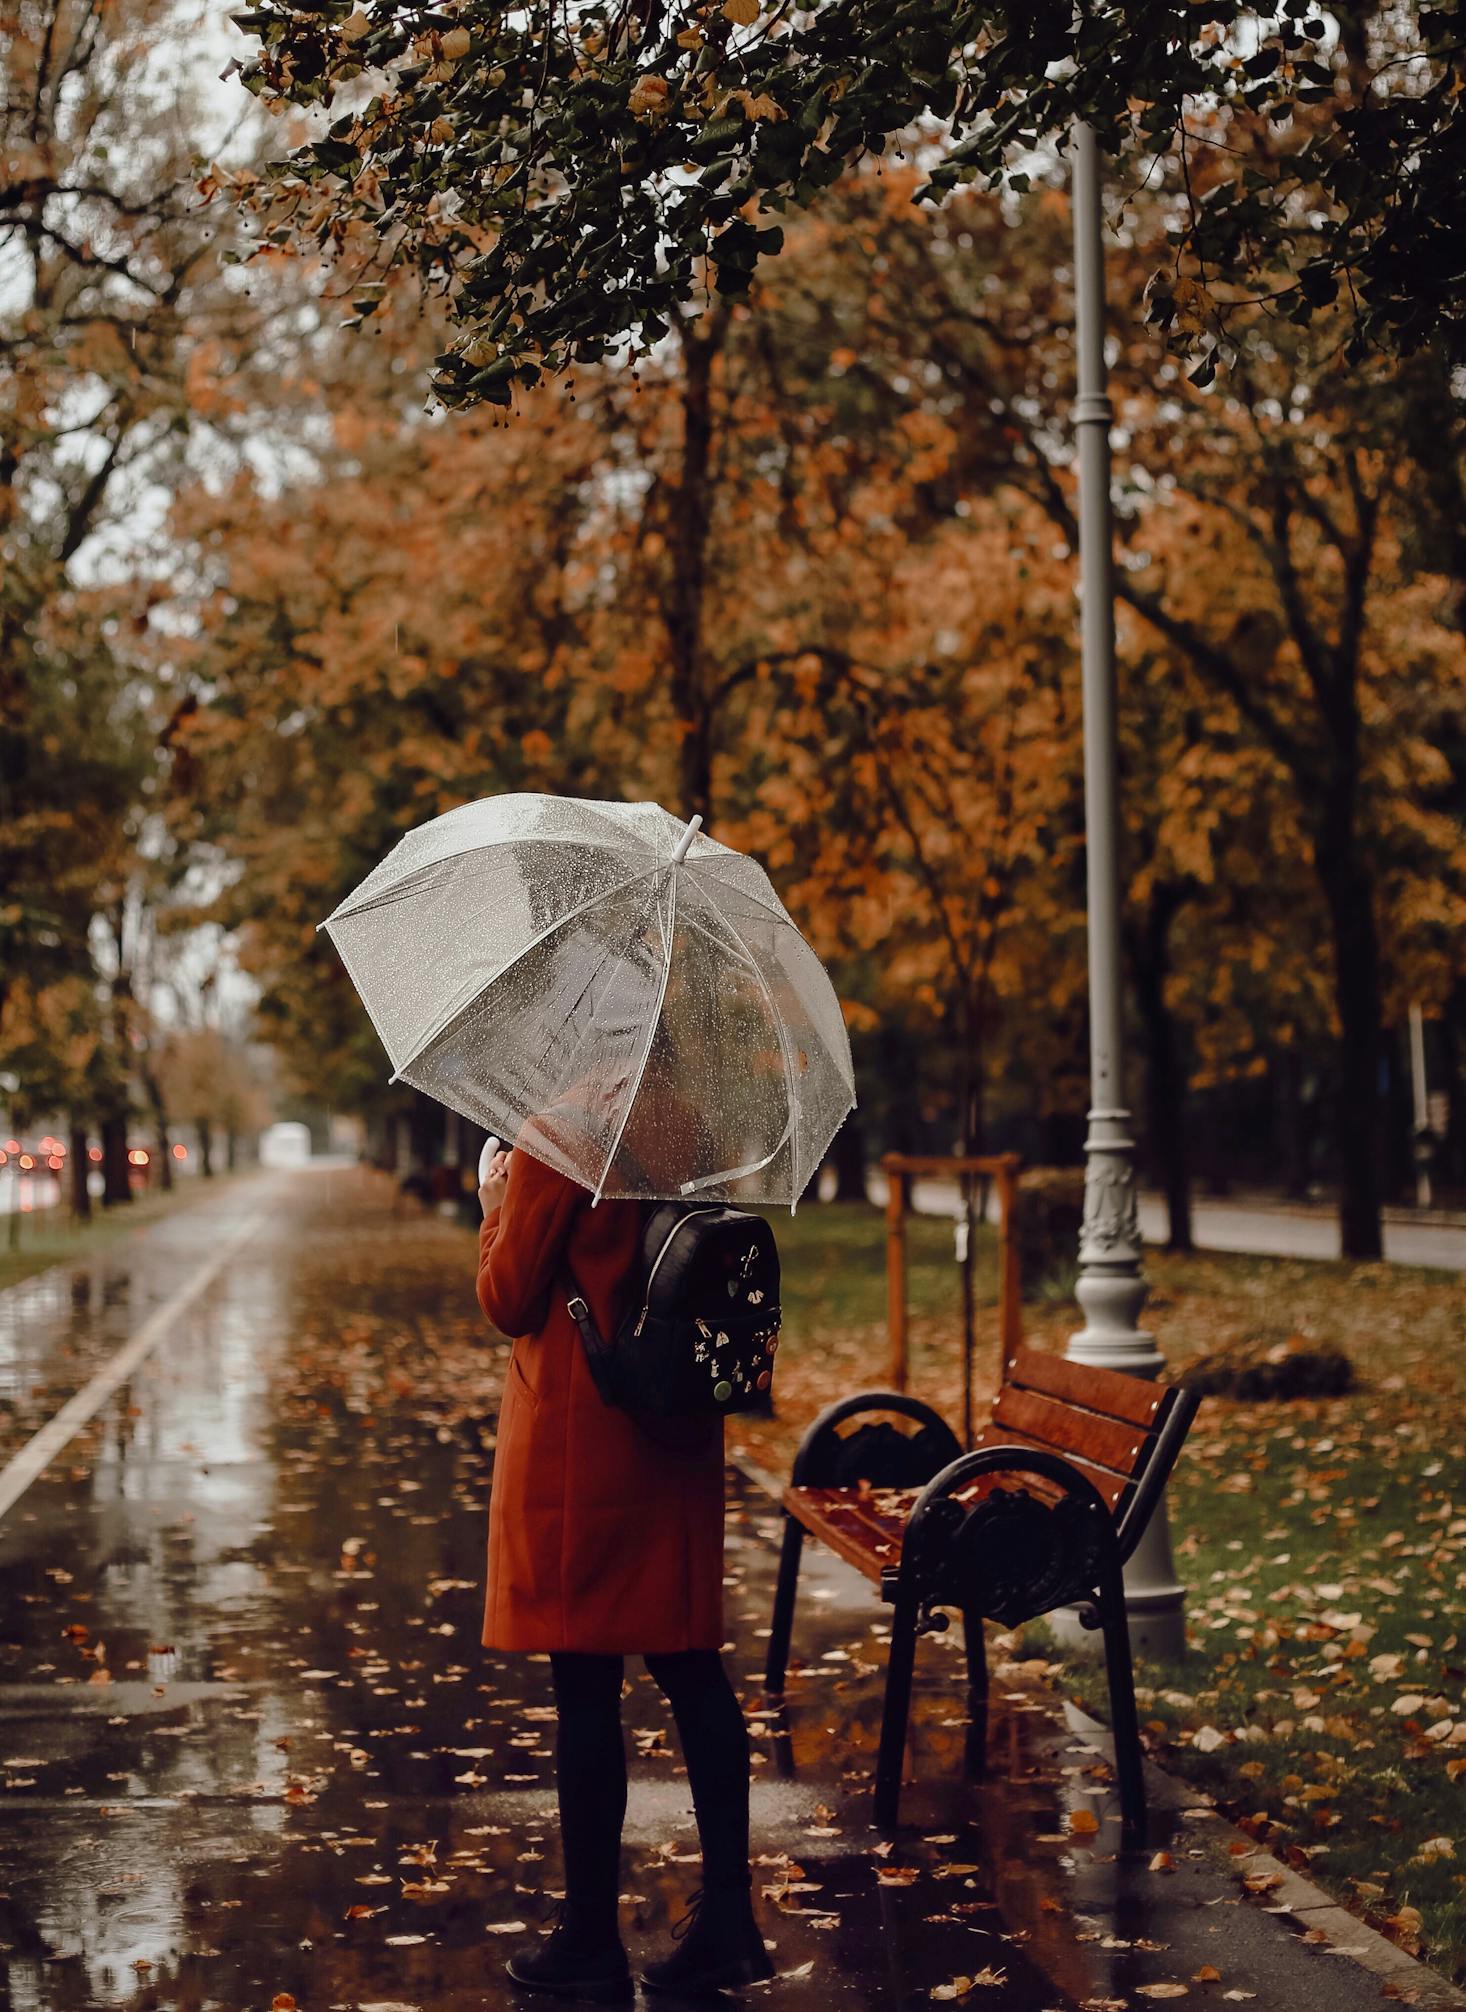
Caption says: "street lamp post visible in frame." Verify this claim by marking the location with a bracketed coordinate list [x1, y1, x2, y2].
[1055, 122, 1188, 1660]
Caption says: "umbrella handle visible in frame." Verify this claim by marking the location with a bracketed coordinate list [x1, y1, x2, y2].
[477, 1135, 502, 1185]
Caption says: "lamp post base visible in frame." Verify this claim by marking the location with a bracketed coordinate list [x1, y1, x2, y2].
[1056, 1113, 1190, 1663]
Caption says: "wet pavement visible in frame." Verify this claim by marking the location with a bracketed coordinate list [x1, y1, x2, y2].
[0, 1168, 1453, 2011]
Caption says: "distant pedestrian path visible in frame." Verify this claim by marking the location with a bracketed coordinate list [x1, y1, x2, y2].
[1137, 1194, 1466, 1271]
[871, 1171, 1466, 1272]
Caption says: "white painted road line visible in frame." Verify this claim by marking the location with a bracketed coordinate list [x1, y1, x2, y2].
[0, 1209, 273, 1524]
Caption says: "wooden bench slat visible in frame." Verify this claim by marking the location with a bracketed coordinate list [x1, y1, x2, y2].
[783, 1487, 900, 1582]
[968, 1425, 1132, 1513]
[1004, 1346, 1167, 1431]
[991, 1385, 1151, 1480]
[823, 1495, 908, 1555]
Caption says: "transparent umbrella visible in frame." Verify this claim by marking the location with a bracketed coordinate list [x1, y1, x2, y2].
[321, 794, 856, 1208]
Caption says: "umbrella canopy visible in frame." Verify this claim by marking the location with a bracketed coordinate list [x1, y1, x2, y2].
[321, 794, 856, 1208]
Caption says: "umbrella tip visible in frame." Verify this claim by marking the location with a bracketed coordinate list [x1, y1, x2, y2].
[672, 813, 703, 865]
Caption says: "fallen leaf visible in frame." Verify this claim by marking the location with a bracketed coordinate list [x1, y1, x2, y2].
[1382, 1906, 1423, 1955]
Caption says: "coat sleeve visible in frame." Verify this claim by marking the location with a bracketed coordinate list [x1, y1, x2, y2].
[477, 1151, 585, 1339]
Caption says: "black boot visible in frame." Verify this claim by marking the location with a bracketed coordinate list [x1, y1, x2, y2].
[505, 1901, 632, 2002]
[641, 1884, 774, 1997]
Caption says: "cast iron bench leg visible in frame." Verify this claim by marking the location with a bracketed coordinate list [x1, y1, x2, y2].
[874, 1591, 920, 1830]
[1096, 1551, 1147, 1838]
[764, 1514, 805, 1694]
[962, 1603, 989, 1778]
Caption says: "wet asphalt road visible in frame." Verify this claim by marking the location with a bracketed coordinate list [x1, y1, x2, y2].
[0, 1167, 1427, 2012]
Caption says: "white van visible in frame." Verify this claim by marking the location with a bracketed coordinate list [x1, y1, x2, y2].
[259, 1121, 312, 1168]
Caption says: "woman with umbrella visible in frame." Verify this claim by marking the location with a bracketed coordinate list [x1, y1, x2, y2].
[478, 1119, 766, 2000]
[322, 796, 855, 2000]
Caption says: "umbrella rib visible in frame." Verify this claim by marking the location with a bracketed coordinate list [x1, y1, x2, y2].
[323, 831, 651, 927]
[387, 858, 669, 1082]
[681, 854, 792, 928]
[686, 894, 803, 1205]
[592, 864, 678, 1208]
[679, 1115, 795, 1198]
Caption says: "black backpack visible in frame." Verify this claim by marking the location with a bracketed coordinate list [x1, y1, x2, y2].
[563, 1203, 781, 1419]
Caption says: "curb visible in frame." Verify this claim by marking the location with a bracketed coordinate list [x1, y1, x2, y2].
[1059, 1698, 1466, 2011]
[727, 1448, 1466, 2010]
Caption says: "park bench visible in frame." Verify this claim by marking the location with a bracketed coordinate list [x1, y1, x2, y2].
[764, 1348, 1201, 1835]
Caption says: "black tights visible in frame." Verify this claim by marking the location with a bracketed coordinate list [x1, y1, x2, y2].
[549, 1649, 751, 1938]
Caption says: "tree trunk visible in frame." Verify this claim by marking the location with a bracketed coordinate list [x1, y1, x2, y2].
[1440, 982, 1465, 1192]
[198, 1117, 214, 1178]
[409, 1088, 440, 1171]
[140, 1065, 173, 1191]
[827, 1109, 867, 1202]
[1127, 894, 1194, 1254]
[1272, 1045, 1311, 1200]
[100, 1111, 131, 1207]
[1316, 802, 1384, 1259]
[68, 1121, 91, 1222]
[227, 1127, 238, 1171]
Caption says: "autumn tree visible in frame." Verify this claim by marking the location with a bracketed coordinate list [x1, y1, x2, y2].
[0, 0, 269, 1178]
[228, 0, 1466, 401]
[160, 296, 642, 1113]
[761, 168, 1466, 1254]
[159, 1026, 268, 1174]
[161, 160, 1464, 1247]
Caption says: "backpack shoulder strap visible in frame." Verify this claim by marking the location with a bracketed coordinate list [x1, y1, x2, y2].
[559, 1259, 619, 1404]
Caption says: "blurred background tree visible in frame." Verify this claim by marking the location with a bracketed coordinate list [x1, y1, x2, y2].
[2, 2, 1462, 1256]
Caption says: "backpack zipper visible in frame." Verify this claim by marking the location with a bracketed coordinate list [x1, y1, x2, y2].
[633, 1207, 723, 1336]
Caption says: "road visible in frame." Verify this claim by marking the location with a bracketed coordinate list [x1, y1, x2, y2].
[0, 1167, 1451, 2011]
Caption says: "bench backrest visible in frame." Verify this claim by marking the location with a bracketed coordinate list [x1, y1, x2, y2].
[989, 1348, 1197, 1554]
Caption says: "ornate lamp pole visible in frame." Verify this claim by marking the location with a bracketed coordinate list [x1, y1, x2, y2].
[1058, 123, 1187, 1659]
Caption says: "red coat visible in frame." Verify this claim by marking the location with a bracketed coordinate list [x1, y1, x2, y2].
[476, 1148, 726, 1654]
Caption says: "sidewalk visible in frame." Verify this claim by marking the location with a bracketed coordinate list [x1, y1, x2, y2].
[868, 1169, 1466, 1272]
[1, 1166, 1461, 2008]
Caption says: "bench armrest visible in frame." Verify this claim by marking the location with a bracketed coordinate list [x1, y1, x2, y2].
[790, 1389, 961, 1488]
[881, 1442, 1118, 1613]
[906, 1442, 1114, 1535]
[1114, 1384, 1202, 1566]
